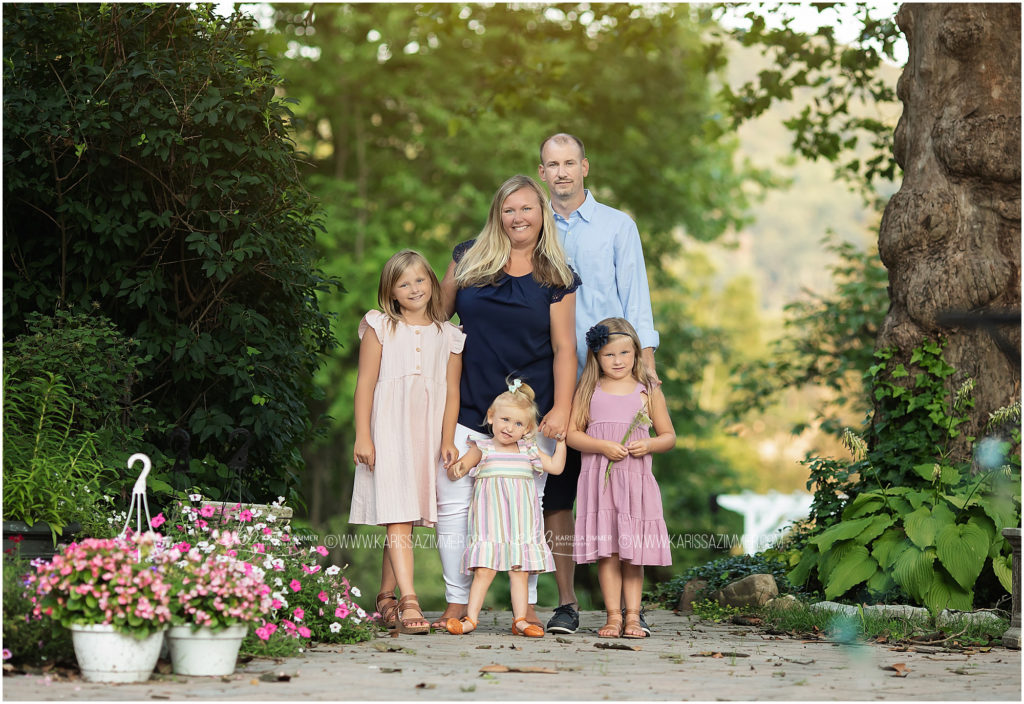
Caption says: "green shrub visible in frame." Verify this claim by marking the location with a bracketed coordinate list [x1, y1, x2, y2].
[789, 341, 1021, 614]
[3, 3, 338, 505]
[649, 550, 814, 607]
[1, 555, 75, 668]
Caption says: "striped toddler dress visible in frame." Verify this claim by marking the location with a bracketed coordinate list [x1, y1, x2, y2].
[460, 436, 555, 574]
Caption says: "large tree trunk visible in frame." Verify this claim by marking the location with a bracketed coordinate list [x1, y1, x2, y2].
[878, 3, 1021, 460]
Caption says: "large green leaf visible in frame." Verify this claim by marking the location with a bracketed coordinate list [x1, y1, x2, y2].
[925, 568, 973, 614]
[934, 522, 989, 590]
[842, 492, 886, 520]
[981, 491, 1020, 533]
[871, 529, 909, 570]
[810, 516, 876, 552]
[822, 545, 878, 600]
[788, 544, 819, 587]
[891, 544, 936, 602]
[866, 568, 896, 597]
[857, 514, 895, 545]
[991, 554, 1013, 594]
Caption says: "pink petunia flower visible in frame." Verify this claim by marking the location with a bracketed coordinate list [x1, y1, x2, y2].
[289, 579, 301, 592]
[239, 509, 253, 522]
[315, 545, 328, 556]
[335, 604, 350, 619]
[293, 607, 304, 621]
[298, 626, 311, 638]
[150, 513, 166, 528]
[317, 591, 328, 603]
[200, 505, 216, 518]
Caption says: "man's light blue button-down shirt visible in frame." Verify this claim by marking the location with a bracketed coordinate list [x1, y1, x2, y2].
[553, 190, 660, 375]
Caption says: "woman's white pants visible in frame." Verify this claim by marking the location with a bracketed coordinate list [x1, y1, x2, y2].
[435, 423, 551, 604]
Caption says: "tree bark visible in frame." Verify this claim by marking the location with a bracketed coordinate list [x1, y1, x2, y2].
[879, 3, 1021, 459]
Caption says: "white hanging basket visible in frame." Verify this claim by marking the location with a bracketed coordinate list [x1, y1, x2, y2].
[69, 624, 165, 683]
[166, 624, 248, 676]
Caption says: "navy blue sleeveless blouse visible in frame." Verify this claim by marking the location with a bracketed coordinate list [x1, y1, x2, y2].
[453, 240, 581, 431]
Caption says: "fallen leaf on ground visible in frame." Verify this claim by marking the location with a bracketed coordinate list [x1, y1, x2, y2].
[258, 672, 292, 682]
[379, 667, 401, 673]
[731, 615, 762, 626]
[478, 664, 558, 674]
[594, 642, 641, 651]
[781, 657, 815, 665]
[372, 642, 415, 654]
[948, 668, 977, 676]
[882, 663, 911, 677]
[555, 637, 572, 644]
[415, 682, 435, 688]
[691, 651, 750, 658]
[475, 645, 492, 649]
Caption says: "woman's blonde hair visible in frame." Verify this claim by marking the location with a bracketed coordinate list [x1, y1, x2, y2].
[486, 377, 540, 435]
[454, 175, 575, 289]
[571, 317, 654, 430]
[377, 249, 446, 331]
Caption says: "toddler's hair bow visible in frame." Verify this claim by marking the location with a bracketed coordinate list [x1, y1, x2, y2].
[508, 378, 523, 393]
[585, 324, 610, 353]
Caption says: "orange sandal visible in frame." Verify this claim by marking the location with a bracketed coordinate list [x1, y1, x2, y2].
[623, 609, 649, 639]
[598, 610, 624, 638]
[376, 591, 399, 630]
[445, 615, 478, 635]
[512, 616, 544, 638]
[396, 594, 430, 635]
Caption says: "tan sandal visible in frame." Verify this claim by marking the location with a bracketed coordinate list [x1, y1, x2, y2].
[446, 615, 478, 635]
[376, 591, 399, 630]
[396, 594, 430, 635]
[598, 610, 624, 638]
[623, 608, 649, 638]
[512, 616, 544, 638]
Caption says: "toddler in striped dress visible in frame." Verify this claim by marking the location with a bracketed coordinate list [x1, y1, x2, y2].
[444, 379, 566, 637]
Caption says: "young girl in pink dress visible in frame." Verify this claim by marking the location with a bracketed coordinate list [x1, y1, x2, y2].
[568, 318, 675, 639]
[351, 250, 465, 635]
[444, 380, 566, 638]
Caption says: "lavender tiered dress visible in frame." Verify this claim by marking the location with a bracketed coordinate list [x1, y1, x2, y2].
[574, 383, 672, 566]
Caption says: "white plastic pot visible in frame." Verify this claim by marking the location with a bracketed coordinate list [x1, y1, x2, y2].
[166, 624, 248, 676]
[69, 623, 165, 683]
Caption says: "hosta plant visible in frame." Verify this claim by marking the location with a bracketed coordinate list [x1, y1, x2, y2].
[789, 342, 1020, 614]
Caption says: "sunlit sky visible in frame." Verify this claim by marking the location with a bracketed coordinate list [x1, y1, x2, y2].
[213, 2, 909, 66]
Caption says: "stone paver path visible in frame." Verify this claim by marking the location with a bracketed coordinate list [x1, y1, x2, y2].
[3, 610, 1019, 700]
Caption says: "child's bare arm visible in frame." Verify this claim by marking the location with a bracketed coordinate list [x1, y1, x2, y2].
[353, 328, 383, 469]
[440, 351, 462, 467]
[567, 419, 628, 462]
[536, 438, 567, 475]
[447, 446, 482, 481]
[626, 389, 676, 458]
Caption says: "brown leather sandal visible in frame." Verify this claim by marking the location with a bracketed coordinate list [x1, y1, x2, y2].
[396, 594, 430, 635]
[512, 616, 544, 638]
[376, 591, 399, 630]
[445, 615, 478, 635]
[623, 608, 649, 638]
[598, 610, 624, 638]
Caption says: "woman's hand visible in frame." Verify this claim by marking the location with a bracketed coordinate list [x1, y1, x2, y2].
[440, 441, 459, 468]
[626, 439, 652, 457]
[539, 404, 569, 440]
[601, 441, 629, 462]
[353, 436, 375, 470]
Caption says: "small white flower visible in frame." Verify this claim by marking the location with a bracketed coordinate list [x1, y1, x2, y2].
[355, 606, 366, 618]
[351, 587, 361, 598]
[189, 493, 203, 502]
[325, 565, 341, 576]
[274, 578, 283, 587]
[329, 622, 341, 633]
[266, 514, 277, 523]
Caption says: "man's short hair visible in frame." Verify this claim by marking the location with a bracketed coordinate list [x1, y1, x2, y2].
[540, 133, 586, 163]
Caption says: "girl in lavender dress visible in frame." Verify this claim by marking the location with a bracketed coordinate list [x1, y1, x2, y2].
[444, 380, 566, 637]
[568, 318, 675, 639]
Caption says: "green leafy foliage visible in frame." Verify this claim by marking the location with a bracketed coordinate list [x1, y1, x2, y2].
[788, 343, 1021, 615]
[2, 372, 113, 539]
[2, 555, 75, 668]
[712, 3, 903, 204]
[3, 4, 337, 504]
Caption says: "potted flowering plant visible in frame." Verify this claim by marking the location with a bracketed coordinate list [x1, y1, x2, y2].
[160, 528, 273, 676]
[26, 533, 171, 682]
[160, 497, 375, 656]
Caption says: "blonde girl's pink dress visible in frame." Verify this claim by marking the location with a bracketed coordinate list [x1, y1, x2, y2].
[349, 310, 465, 527]
[573, 382, 671, 566]
[461, 436, 555, 574]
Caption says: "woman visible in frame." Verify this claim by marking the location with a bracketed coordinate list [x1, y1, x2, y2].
[433, 174, 579, 630]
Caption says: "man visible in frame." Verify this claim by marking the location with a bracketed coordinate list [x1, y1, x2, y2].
[537, 133, 659, 635]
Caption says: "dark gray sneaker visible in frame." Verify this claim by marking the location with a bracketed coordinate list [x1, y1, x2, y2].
[546, 604, 579, 634]
[622, 607, 652, 637]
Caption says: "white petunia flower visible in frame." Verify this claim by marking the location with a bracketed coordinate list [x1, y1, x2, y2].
[329, 622, 341, 633]
[325, 565, 341, 576]
[350, 587, 361, 598]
